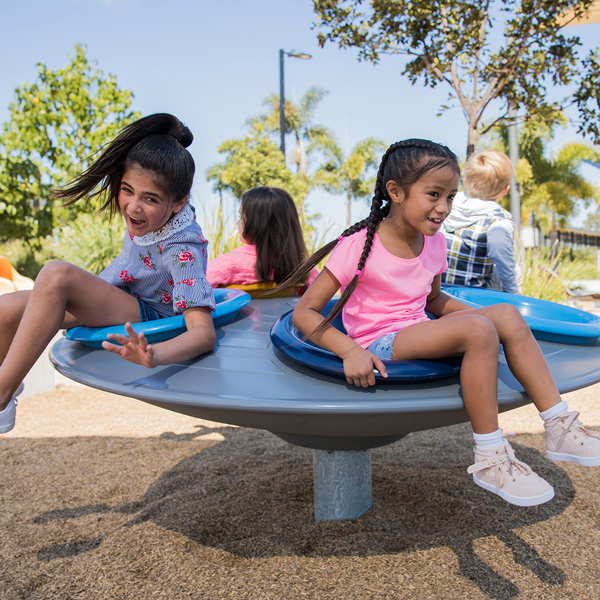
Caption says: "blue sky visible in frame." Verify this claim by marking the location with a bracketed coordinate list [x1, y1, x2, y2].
[1, 0, 599, 232]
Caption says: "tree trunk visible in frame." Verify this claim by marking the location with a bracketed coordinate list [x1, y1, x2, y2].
[346, 193, 351, 226]
[466, 120, 479, 158]
[295, 136, 304, 175]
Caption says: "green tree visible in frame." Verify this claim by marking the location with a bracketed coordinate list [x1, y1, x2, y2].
[0, 43, 140, 244]
[313, 136, 387, 225]
[524, 141, 600, 230]
[206, 120, 310, 210]
[491, 119, 600, 230]
[313, 0, 600, 155]
[585, 211, 600, 231]
[259, 86, 335, 174]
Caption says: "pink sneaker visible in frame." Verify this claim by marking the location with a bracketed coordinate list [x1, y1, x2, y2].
[545, 411, 600, 467]
[467, 440, 554, 507]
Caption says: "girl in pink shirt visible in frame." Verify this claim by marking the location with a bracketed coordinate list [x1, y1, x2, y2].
[282, 139, 600, 508]
[207, 186, 317, 289]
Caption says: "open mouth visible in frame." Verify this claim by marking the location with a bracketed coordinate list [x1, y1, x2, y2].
[128, 215, 145, 228]
[429, 217, 443, 225]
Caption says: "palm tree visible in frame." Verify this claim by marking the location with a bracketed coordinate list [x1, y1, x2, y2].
[523, 142, 600, 231]
[206, 121, 309, 207]
[257, 86, 335, 175]
[491, 119, 600, 232]
[312, 136, 387, 226]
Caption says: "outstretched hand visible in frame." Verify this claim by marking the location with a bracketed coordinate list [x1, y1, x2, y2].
[341, 345, 388, 388]
[103, 322, 159, 368]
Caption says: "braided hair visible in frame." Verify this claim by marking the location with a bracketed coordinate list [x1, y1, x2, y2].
[52, 113, 195, 218]
[278, 138, 460, 335]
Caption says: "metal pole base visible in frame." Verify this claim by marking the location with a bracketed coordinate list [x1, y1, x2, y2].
[313, 449, 372, 521]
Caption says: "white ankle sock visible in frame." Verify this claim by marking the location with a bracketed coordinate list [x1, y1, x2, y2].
[540, 401, 568, 422]
[473, 427, 504, 448]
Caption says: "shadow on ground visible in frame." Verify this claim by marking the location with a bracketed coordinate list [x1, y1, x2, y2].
[19, 423, 577, 600]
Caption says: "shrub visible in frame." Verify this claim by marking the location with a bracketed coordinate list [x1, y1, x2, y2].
[519, 244, 590, 302]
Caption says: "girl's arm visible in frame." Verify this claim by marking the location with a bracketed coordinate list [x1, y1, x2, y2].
[425, 275, 474, 317]
[293, 268, 388, 387]
[487, 221, 519, 293]
[103, 306, 216, 367]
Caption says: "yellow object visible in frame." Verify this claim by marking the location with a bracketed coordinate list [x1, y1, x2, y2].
[221, 281, 306, 299]
[0, 257, 34, 294]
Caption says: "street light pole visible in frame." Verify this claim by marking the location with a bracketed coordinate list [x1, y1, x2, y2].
[508, 104, 521, 233]
[504, 34, 521, 235]
[279, 49, 312, 160]
[279, 49, 285, 156]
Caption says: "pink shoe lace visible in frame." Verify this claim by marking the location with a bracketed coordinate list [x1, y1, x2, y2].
[555, 411, 600, 440]
[467, 442, 532, 488]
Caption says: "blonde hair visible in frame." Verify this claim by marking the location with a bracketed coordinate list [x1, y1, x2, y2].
[463, 150, 512, 200]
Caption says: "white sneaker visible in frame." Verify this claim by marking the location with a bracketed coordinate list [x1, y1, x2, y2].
[0, 398, 17, 434]
[545, 411, 600, 467]
[467, 440, 555, 507]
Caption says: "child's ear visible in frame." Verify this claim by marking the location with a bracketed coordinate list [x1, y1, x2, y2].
[172, 196, 188, 214]
[386, 180, 405, 204]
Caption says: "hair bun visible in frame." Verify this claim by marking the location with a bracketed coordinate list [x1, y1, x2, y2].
[179, 127, 193, 148]
[167, 127, 193, 148]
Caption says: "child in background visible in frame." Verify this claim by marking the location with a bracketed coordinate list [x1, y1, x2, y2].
[0, 113, 216, 434]
[283, 139, 600, 507]
[207, 186, 318, 289]
[441, 149, 519, 293]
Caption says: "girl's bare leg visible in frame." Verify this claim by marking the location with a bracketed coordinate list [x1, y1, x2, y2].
[391, 314, 501, 434]
[440, 303, 561, 413]
[0, 261, 141, 408]
[0, 290, 30, 364]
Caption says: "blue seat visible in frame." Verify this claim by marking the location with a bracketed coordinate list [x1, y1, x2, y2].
[442, 286, 600, 345]
[65, 288, 251, 348]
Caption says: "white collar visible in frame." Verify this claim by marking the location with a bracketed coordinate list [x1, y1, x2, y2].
[130, 203, 195, 246]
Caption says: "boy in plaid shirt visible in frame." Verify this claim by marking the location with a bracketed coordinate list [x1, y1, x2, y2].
[441, 150, 519, 293]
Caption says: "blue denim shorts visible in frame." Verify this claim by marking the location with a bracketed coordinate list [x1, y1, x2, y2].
[136, 298, 164, 323]
[366, 332, 399, 361]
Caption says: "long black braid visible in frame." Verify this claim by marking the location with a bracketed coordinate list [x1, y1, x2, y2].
[277, 138, 460, 336]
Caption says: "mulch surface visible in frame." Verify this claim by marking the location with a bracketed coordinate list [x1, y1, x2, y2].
[1, 386, 600, 600]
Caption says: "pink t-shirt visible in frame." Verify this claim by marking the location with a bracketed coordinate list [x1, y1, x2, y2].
[325, 229, 448, 348]
[206, 243, 318, 287]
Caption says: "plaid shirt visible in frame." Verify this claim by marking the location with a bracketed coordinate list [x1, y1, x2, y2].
[441, 217, 501, 287]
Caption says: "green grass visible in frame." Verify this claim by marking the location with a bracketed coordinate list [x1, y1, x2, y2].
[519, 245, 593, 302]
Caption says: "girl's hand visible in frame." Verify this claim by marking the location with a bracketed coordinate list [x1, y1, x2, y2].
[103, 322, 159, 368]
[341, 345, 388, 388]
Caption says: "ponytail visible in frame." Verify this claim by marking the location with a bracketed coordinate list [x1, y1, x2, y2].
[52, 113, 195, 217]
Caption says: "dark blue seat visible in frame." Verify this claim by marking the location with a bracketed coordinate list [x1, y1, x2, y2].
[270, 299, 461, 382]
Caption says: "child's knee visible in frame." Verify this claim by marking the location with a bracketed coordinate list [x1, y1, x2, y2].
[466, 315, 499, 348]
[34, 261, 79, 292]
[494, 303, 530, 335]
[495, 302, 522, 320]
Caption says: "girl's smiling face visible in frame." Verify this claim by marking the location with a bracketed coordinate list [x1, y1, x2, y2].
[386, 165, 459, 238]
[118, 164, 186, 236]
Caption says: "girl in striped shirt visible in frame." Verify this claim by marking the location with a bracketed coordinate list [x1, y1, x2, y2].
[0, 113, 216, 434]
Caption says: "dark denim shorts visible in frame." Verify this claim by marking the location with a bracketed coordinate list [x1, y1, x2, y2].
[136, 298, 164, 323]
